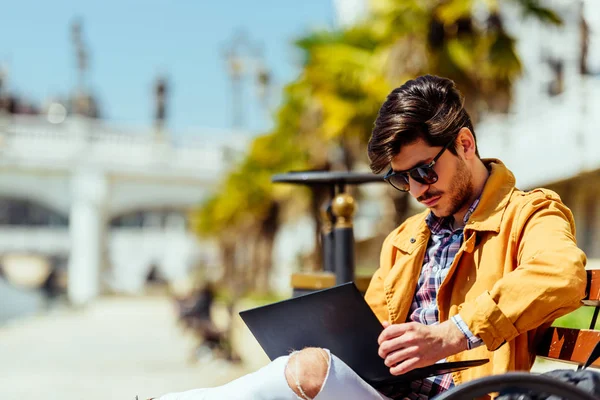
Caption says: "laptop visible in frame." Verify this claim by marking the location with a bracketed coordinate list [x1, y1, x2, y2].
[239, 282, 488, 387]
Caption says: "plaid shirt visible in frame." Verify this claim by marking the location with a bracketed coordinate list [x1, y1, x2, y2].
[402, 198, 482, 399]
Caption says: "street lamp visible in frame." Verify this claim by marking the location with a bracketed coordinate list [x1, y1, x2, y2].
[154, 75, 168, 141]
[222, 29, 272, 130]
[71, 18, 89, 116]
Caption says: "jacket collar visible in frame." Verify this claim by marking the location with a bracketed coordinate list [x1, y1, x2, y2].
[466, 158, 515, 233]
[391, 159, 516, 251]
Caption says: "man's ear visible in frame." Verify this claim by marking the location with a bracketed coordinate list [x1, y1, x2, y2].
[457, 127, 476, 160]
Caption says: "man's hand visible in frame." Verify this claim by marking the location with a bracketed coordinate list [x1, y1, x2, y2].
[378, 320, 467, 376]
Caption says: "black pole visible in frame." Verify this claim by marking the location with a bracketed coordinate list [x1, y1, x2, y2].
[320, 202, 335, 273]
[334, 225, 355, 284]
[331, 193, 356, 285]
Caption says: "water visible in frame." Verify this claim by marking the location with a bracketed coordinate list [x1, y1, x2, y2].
[0, 277, 45, 325]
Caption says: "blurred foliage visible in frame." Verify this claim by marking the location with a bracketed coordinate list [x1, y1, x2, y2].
[553, 306, 600, 330]
[191, 0, 563, 295]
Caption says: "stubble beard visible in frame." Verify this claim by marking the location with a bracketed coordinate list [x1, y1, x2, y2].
[445, 156, 474, 219]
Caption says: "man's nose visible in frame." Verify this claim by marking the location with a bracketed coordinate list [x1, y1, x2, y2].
[408, 178, 429, 199]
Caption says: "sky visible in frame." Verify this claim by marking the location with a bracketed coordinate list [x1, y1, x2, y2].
[0, 0, 339, 135]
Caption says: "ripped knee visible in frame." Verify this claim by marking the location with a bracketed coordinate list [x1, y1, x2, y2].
[285, 347, 330, 400]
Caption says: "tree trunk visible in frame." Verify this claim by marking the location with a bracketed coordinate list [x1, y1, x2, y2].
[219, 238, 236, 289]
[255, 202, 280, 293]
[309, 184, 331, 271]
[242, 230, 260, 292]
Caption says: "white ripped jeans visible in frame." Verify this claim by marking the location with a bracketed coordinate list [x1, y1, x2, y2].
[157, 349, 392, 400]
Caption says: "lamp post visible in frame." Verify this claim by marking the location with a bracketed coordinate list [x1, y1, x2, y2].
[154, 75, 168, 141]
[71, 19, 89, 116]
[222, 30, 272, 130]
[272, 171, 386, 296]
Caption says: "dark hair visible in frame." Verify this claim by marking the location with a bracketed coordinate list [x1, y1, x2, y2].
[368, 75, 478, 173]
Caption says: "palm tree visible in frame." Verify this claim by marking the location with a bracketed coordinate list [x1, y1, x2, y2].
[192, 0, 564, 293]
[289, 0, 562, 222]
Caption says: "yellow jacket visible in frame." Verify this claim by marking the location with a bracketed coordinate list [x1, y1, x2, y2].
[364, 159, 587, 387]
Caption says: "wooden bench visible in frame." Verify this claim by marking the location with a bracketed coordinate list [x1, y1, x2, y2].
[536, 268, 600, 369]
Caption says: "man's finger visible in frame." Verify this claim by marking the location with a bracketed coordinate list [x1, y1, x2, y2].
[378, 335, 407, 359]
[390, 357, 421, 376]
[378, 323, 411, 345]
[384, 345, 418, 368]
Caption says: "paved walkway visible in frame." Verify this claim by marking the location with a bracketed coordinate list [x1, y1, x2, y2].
[0, 295, 270, 400]
[0, 293, 585, 400]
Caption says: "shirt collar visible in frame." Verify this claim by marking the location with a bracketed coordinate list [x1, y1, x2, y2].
[426, 196, 481, 235]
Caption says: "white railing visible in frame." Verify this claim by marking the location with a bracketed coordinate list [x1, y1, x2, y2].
[0, 115, 250, 179]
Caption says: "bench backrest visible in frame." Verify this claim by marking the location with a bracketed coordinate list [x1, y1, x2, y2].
[536, 269, 600, 368]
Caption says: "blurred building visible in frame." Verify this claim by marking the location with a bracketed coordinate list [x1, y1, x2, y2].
[333, 0, 367, 27]
[0, 114, 249, 304]
[477, 0, 600, 258]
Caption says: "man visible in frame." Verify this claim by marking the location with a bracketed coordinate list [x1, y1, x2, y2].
[156, 75, 586, 400]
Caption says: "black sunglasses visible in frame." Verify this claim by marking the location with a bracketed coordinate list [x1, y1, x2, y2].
[384, 138, 456, 192]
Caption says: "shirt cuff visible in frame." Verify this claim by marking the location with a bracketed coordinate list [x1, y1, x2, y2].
[451, 314, 484, 350]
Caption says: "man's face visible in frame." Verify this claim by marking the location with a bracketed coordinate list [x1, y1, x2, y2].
[390, 138, 474, 218]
